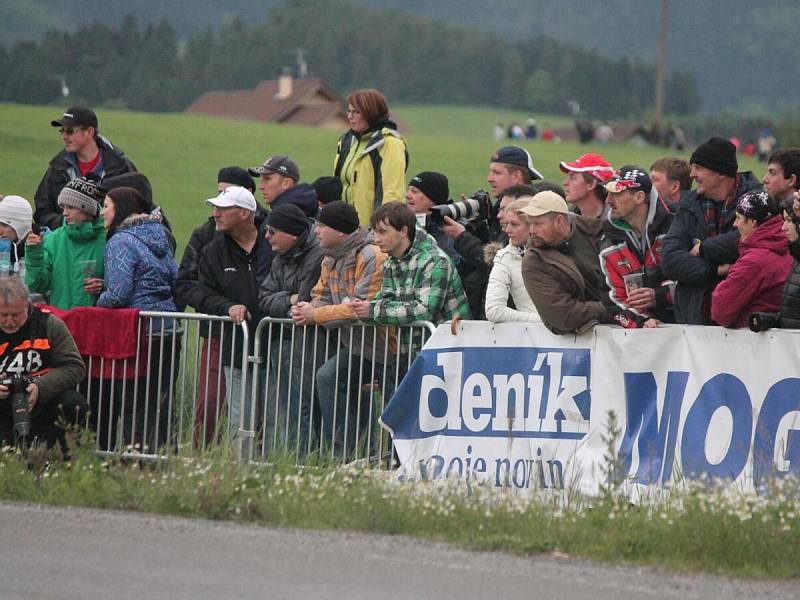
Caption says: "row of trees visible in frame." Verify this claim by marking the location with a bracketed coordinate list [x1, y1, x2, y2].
[0, 0, 699, 118]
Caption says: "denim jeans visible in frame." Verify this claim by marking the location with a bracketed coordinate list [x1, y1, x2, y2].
[316, 350, 405, 458]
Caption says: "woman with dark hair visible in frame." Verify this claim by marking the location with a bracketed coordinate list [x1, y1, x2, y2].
[97, 186, 179, 452]
[334, 88, 407, 226]
[97, 186, 177, 312]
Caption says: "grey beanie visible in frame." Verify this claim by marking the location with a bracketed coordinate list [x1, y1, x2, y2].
[57, 177, 105, 217]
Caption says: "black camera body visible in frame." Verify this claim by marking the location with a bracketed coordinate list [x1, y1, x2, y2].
[2, 375, 33, 438]
[428, 190, 492, 226]
[749, 311, 781, 332]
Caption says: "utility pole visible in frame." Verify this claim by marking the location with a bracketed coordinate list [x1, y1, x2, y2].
[654, 0, 669, 140]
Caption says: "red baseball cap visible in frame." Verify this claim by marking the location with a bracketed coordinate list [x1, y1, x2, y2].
[559, 153, 614, 182]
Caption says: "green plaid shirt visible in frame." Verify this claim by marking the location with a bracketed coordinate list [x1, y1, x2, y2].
[370, 227, 472, 325]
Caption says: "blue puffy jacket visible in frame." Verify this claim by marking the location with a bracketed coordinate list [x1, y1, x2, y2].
[97, 214, 178, 313]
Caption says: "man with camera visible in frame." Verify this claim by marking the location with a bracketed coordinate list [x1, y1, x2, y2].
[0, 277, 87, 450]
[439, 146, 544, 319]
[405, 171, 463, 269]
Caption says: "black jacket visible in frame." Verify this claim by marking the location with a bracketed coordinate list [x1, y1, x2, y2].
[34, 136, 136, 231]
[175, 204, 268, 313]
[196, 230, 267, 367]
[258, 226, 324, 318]
[661, 171, 761, 324]
[257, 184, 319, 280]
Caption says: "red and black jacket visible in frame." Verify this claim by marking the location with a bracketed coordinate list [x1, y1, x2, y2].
[599, 198, 675, 328]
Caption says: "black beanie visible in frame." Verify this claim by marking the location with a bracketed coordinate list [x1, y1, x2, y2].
[318, 201, 360, 234]
[409, 171, 449, 205]
[312, 176, 343, 205]
[266, 204, 309, 236]
[690, 136, 738, 178]
[737, 190, 776, 224]
[218, 166, 256, 194]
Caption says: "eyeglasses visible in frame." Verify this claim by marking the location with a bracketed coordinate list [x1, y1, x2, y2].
[58, 127, 85, 136]
[265, 227, 278, 236]
[346, 108, 361, 116]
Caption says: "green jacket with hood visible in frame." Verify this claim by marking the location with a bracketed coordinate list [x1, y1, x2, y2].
[25, 218, 106, 309]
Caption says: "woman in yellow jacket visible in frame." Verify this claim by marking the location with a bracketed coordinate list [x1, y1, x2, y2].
[334, 89, 407, 226]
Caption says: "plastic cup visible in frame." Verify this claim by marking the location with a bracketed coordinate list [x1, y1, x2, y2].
[623, 272, 644, 296]
[80, 259, 98, 280]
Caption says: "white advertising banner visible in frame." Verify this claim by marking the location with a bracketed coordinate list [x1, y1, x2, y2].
[379, 322, 800, 494]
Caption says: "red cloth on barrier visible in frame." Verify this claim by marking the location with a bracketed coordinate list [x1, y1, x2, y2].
[40, 305, 147, 379]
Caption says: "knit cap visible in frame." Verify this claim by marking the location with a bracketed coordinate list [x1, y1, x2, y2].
[409, 171, 449, 205]
[690, 136, 738, 178]
[318, 201, 360, 234]
[0, 195, 33, 241]
[266, 204, 309, 236]
[57, 176, 104, 217]
[736, 190, 776, 224]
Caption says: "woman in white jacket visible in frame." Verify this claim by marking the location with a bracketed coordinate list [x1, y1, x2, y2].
[484, 197, 542, 323]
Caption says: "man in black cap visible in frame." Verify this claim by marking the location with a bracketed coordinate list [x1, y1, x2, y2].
[35, 106, 136, 231]
[438, 147, 543, 319]
[662, 136, 762, 324]
[257, 204, 324, 455]
[291, 201, 387, 454]
[249, 154, 319, 276]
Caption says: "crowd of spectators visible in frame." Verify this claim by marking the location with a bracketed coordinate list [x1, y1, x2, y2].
[3, 96, 800, 455]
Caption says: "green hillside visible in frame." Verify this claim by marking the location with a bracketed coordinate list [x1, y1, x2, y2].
[0, 102, 762, 256]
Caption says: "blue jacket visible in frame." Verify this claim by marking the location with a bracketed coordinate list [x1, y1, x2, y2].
[97, 214, 178, 313]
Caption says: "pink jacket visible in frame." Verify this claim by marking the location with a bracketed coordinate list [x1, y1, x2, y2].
[711, 215, 792, 328]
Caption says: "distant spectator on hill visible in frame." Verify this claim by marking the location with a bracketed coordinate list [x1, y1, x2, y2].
[334, 88, 407, 226]
[595, 122, 614, 144]
[26, 176, 106, 309]
[662, 136, 762, 324]
[711, 191, 790, 328]
[35, 106, 136, 231]
[559, 153, 614, 222]
[757, 129, 777, 162]
[763, 148, 800, 205]
[525, 118, 538, 140]
[650, 157, 692, 210]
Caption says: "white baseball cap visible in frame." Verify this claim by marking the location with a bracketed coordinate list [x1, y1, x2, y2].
[205, 186, 257, 212]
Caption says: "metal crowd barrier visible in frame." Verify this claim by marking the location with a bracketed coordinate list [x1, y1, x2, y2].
[82, 311, 434, 465]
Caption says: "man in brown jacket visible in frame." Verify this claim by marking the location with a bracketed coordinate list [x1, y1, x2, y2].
[520, 191, 612, 334]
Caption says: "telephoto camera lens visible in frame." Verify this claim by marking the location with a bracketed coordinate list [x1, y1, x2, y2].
[9, 377, 31, 438]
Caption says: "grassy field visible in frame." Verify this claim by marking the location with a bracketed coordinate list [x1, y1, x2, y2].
[0, 102, 764, 256]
